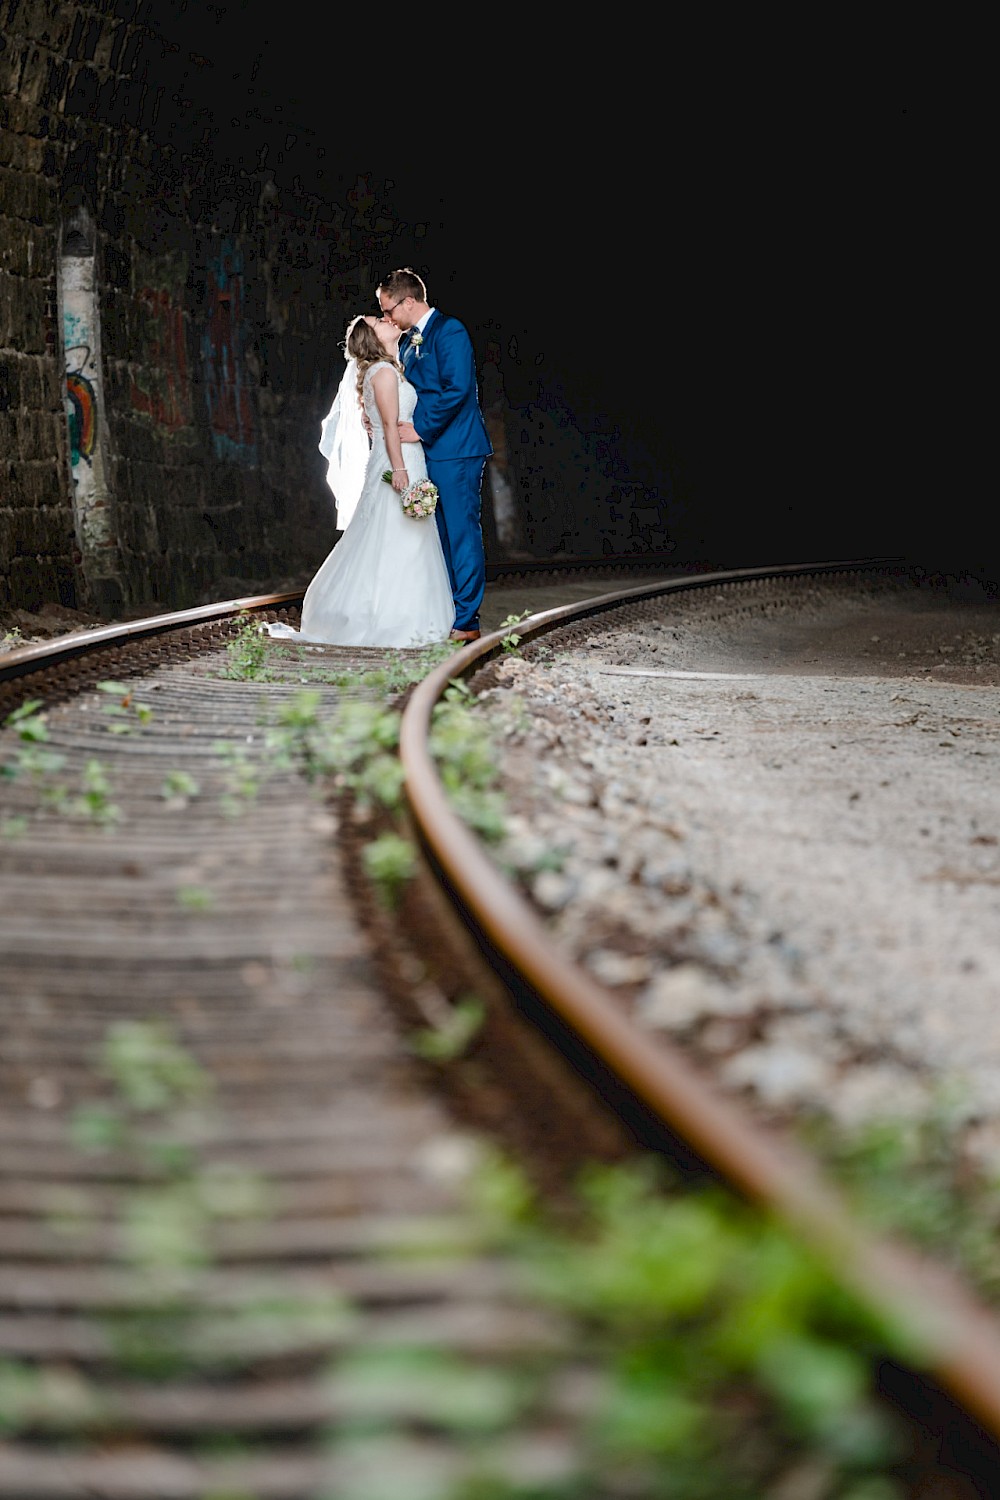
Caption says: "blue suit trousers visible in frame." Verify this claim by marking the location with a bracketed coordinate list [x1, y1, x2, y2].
[427, 454, 487, 631]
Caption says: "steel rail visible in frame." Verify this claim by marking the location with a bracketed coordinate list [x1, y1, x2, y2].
[7, 556, 1000, 1433]
[0, 550, 687, 684]
[399, 557, 1000, 1442]
[0, 551, 681, 684]
[0, 591, 302, 682]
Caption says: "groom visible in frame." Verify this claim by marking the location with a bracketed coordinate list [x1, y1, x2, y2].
[377, 268, 492, 642]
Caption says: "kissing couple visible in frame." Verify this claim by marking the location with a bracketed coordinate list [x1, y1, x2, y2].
[275, 267, 493, 650]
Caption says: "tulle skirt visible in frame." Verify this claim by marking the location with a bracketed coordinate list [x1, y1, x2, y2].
[296, 442, 455, 648]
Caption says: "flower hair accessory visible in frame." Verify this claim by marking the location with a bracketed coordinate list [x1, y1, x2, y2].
[381, 471, 439, 520]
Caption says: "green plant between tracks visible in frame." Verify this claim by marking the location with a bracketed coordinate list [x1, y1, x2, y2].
[221, 610, 270, 681]
[65, 1020, 345, 1383]
[257, 673, 992, 1494]
[1, 700, 124, 826]
[498, 609, 533, 654]
[2, 636, 992, 1490]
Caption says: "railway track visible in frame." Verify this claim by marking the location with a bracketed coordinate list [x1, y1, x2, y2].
[2, 558, 1000, 1497]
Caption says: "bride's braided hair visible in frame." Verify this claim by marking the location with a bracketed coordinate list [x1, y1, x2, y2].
[344, 316, 402, 404]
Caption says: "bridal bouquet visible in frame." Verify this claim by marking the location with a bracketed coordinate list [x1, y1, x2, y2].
[381, 471, 439, 520]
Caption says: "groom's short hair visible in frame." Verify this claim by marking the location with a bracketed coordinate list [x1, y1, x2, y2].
[378, 267, 426, 303]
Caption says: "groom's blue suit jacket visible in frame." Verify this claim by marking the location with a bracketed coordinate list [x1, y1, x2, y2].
[403, 311, 493, 462]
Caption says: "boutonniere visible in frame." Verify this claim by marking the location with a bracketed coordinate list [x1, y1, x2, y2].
[410, 332, 424, 358]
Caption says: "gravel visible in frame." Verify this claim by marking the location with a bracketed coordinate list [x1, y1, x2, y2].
[475, 573, 1000, 1167]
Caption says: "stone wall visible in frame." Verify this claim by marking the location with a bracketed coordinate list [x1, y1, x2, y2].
[0, 0, 404, 616]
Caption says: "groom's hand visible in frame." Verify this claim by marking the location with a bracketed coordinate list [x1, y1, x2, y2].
[397, 422, 419, 443]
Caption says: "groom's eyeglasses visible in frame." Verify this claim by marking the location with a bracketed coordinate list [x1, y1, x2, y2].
[380, 299, 406, 318]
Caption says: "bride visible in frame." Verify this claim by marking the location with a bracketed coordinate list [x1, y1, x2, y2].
[277, 315, 455, 648]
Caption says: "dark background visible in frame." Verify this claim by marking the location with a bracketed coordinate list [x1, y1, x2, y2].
[155, 7, 981, 579]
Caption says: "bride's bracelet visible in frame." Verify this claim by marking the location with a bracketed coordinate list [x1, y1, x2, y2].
[392, 467, 406, 472]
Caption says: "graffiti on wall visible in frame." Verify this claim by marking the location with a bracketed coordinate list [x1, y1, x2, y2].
[60, 254, 113, 555]
[65, 345, 97, 466]
[129, 288, 192, 430]
[201, 238, 258, 464]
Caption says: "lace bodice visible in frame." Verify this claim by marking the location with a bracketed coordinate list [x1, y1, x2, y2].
[363, 362, 416, 442]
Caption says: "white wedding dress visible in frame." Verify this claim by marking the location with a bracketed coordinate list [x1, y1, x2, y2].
[283, 364, 455, 648]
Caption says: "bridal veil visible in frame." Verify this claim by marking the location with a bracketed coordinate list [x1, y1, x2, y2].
[317, 357, 369, 531]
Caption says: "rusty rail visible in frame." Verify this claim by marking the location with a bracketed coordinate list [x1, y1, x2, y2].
[0, 591, 301, 681]
[398, 558, 1000, 1443]
[6, 555, 999, 1459]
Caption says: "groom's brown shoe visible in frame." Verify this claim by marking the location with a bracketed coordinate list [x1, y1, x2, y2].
[449, 628, 481, 642]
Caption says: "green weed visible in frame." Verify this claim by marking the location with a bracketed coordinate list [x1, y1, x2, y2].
[498, 609, 532, 653]
[272, 695, 406, 810]
[95, 679, 153, 733]
[0, 1360, 102, 1436]
[222, 610, 270, 681]
[1, 700, 67, 782]
[361, 830, 417, 907]
[5, 743, 67, 779]
[100, 1018, 209, 1116]
[294, 641, 459, 697]
[64, 1022, 269, 1380]
[300, 1147, 922, 1498]
[429, 684, 507, 842]
[5, 697, 49, 739]
[213, 740, 264, 815]
[415, 1154, 914, 1499]
[804, 1098, 1000, 1304]
[411, 996, 486, 1062]
[262, 689, 325, 775]
[69, 759, 121, 826]
[2, 705, 127, 825]
[161, 769, 200, 807]
[175, 884, 215, 912]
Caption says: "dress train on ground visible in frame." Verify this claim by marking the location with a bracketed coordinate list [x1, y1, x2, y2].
[270, 364, 455, 648]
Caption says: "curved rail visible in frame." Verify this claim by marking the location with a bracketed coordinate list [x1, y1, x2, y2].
[0, 550, 687, 683]
[7, 556, 1000, 1448]
[0, 591, 301, 681]
[399, 558, 1000, 1441]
